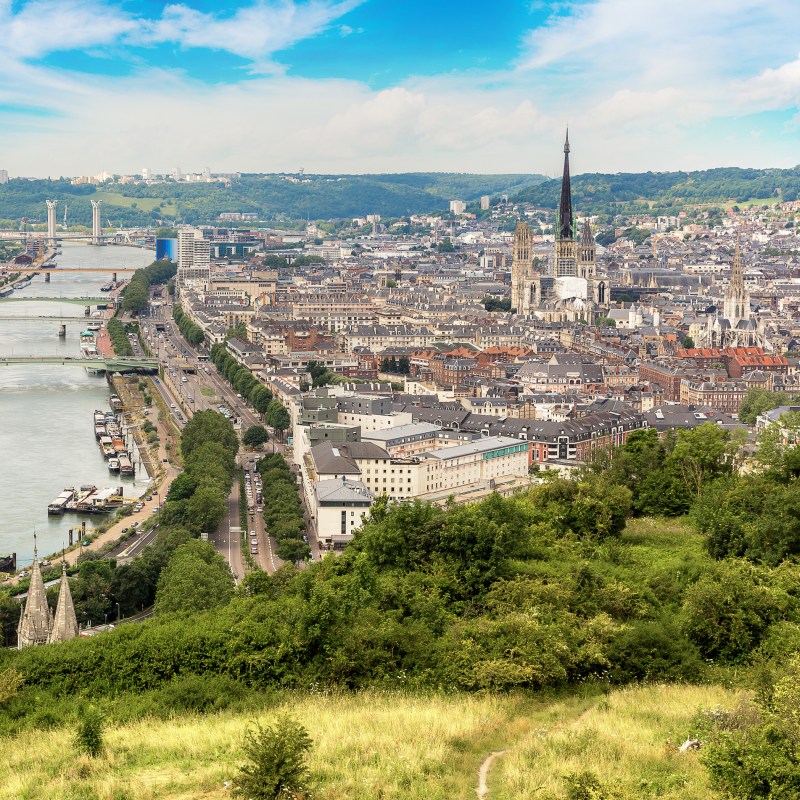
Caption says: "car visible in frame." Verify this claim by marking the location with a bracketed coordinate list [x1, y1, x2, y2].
[131, 521, 139, 528]
[145, 495, 152, 501]
[18, 570, 29, 578]
[250, 547, 258, 555]
[170, 403, 177, 410]
[121, 526, 129, 532]
[249, 530, 256, 537]
[162, 458, 169, 463]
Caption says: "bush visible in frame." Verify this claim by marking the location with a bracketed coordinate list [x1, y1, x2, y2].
[233, 715, 314, 800]
[74, 706, 105, 758]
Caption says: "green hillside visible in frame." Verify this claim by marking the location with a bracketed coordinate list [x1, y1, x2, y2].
[0, 173, 543, 227]
[513, 165, 800, 216]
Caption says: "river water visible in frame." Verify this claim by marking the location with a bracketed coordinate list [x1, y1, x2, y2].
[0, 241, 152, 566]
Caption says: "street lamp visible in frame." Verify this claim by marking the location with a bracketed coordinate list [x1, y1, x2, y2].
[116, 601, 121, 621]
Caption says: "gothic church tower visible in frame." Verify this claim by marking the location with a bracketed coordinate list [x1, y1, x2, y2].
[511, 221, 533, 313]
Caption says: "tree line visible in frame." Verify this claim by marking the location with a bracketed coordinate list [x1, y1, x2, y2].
[172, 304, 204, 346]
[120, 259, 176, 316]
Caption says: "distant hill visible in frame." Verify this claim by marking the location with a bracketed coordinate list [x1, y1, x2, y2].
[0, 173, 545, 227]
[512, 166, 800, 215]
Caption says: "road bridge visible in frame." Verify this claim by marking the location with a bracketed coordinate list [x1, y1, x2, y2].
[2, 267, 138, 274]
[0, 296, 108, 305]
[0, 315, 91, 321]
[0, 355, 158, 373]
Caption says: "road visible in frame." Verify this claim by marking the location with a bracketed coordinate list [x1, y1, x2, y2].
[137, 299, 317, 573]
[207, 472, 245, 584]
[241, 455, 285, 574]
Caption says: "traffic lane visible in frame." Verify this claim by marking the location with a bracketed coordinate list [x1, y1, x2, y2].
[242, 462, 284, 574]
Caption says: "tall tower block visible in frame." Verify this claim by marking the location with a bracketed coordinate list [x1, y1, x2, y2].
[46, 200, 57, 246]
[90, 199, 102, 246]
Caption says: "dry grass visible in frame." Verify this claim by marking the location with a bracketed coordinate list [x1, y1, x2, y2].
[492, 684, 740, 800]
[0, 685, 740, 800]
[0, 691, 515, 800]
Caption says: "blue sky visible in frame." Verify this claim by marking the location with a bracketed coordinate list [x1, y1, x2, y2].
[1, 0, 800, 176]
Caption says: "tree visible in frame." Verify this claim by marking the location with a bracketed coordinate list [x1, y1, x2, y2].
[186, 484, 228, 534]
[276, 539, 311, 565]
[267, 400, 290, 441]
[243, 425, 269, 448]
[681, 335, 695, 349]
[181, 410, 238, 460]
[232, 716, 314, 800]
[121, 281, 148, 314]
[0, 668, 23, 705]
[739, 388, 789, 426]
[154, 540, 234, 615]
[74, 706, 106, 758]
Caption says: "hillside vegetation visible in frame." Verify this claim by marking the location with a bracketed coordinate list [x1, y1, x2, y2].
[0, 173, 541, 227]
[0, 684, 737, 800]
[513, 165, 800, 215]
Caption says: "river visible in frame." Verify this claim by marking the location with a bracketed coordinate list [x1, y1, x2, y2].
[0, 241, 152, 566]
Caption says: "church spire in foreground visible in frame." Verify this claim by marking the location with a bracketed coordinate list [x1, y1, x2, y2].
[557, 128, 574, 241]
[17, 536, 52, 649]
[48, 559, 78, 644]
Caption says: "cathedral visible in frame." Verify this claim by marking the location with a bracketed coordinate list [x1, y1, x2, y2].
[17, 539, 79, 648]
[511, 132, 609, 321]
[697, 243, 767, 350]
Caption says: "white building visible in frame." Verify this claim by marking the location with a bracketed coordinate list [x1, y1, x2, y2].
[450, 200, 467, 215]
[315, 477, 373, 551]
[177, 228, 211, 291]
[480, 195, 490, 211]
[0, 170, 8, 185]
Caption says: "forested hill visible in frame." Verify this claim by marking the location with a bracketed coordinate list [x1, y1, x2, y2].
[0, 172, 544, 227]
[513, 165, 800, 215]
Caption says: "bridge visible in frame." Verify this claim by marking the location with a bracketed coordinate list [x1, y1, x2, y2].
[0, 315, 92, 321]
[0, 355, 158, 373]
[0, 296, 108, 305]
[2, 267, 138, 274]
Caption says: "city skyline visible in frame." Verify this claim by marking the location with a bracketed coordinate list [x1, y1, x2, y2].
[1, 0, 800, 177]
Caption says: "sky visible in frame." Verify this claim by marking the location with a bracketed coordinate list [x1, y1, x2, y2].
[1, 0, 800, 177]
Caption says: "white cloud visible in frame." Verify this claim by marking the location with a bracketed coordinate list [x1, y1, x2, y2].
[737, 54, 800, 109]
[137, 0, 363, 61]
[1, 0, 800, 175]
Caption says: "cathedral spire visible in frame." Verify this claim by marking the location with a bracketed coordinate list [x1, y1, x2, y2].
[17, 535, 52, 649]
[731, 241, 744, 290]
[48, 560, 78, 644]
[557, 128, 574, 241]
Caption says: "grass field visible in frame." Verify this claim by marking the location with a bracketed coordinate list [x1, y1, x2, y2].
[93, 191, 174, 216]
[0, 684, 739, 800]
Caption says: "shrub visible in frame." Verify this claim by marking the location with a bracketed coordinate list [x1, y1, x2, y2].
[233, 715, 314, 800]
[74, 705, 105, 758]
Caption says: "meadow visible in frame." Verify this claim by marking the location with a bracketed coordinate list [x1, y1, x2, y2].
[0, 684, 739, 800]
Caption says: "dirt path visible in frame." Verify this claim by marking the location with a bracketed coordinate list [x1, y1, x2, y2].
[476, 750, 507, 800]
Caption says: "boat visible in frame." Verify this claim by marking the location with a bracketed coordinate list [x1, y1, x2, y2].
[86, 321, 102, 331]
[112, 437, 126, 454]
[12, 278, 31, 289]
[118, 454, 134, 476]
[109, 395, 123, 411]
[108, 458, 120, 472]
[0, 287, 13, 298]
[99, 436, 116, 458]
[48, 488, 76, 515]
[69, 485, 125, 514]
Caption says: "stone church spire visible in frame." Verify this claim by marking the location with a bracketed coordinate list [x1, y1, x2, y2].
[557, 129, 574, 241]
[723, 240, 749, 326]
[48, 560, 78, 644]
[17, 536, 52, 649]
